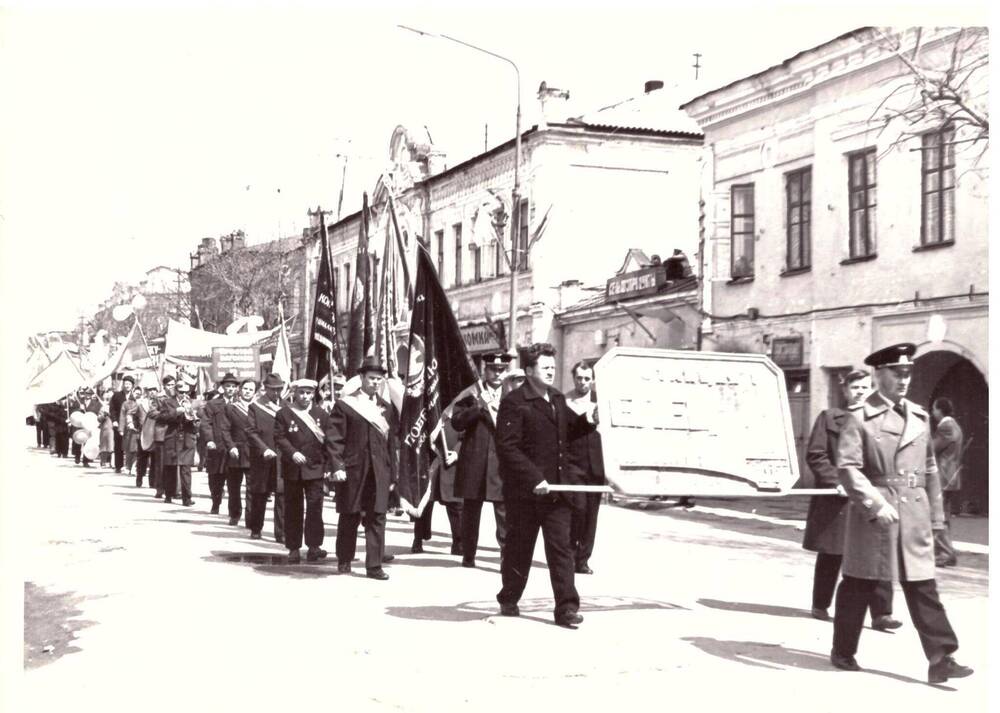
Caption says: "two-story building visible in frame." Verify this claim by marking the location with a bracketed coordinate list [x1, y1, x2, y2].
[682, 27, 989, 512]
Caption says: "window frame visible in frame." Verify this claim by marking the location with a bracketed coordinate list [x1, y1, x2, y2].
[920, 125, 957, 247]
[847, 148, 877, 259]
[730, 184, 755, 279]
[785, 167, 812, 271]
[453, 222, 463, 286]
[517, 198, 529, 272]
[435, 229, 445, 282]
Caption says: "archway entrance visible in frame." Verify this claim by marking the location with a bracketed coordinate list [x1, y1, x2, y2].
[911, 351, 988, 515]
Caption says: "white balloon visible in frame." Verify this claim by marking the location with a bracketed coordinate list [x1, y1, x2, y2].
[112, 304, 134, 322]
[82, 412, 99, 432]
[131, 294, 147, 311]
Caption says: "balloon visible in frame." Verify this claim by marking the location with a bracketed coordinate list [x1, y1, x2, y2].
[82, 412, 99, 432]
[112, 304, 134, 322]
[131, 294, 147, 311]
[69, 411, 85, 428]
[72, 429, 91, 445]
[83, 441, 100, 462]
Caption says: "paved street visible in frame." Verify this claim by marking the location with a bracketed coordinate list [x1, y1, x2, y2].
[12, 446, 990, 712]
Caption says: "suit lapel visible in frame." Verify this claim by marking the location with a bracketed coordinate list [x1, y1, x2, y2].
[899, 402, 926, 450]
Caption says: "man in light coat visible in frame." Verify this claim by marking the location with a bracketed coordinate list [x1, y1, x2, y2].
[831, 343, 972, 684]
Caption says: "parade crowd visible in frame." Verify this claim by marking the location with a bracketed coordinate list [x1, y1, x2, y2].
[30, 340, 975, 683]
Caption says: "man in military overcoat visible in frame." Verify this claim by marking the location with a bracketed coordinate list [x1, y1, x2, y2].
[831, 343, 973, 684]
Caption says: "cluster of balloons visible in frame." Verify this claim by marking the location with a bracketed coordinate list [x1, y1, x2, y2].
[69, 410, 101, 461]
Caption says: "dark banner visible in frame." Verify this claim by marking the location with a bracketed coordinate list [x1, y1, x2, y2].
[398, 247, 478, 506]
[306, 211, 342, 380]
[345, 192, 374, 377]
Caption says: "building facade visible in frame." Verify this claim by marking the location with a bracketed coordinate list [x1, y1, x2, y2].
[682, 27, 989, 511]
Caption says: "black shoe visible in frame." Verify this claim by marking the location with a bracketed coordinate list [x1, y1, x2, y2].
[936, 556, 958, 568]
[306, 548, 328, 562]
[555, 611, 584, 628]
[499, 603, 520, 617]
[275, 536, 284, 545]
[250, 532, 262, 540]
[366, 568, 389, 580]
[928, 655, 973, 684]
[382, 553, 395, 563]
[164, 497, 173, 504]
[575, 564, 594, 575]
[811, 607, 831, 621]
[210, 506, 220, 515]
[462, 558, 476, 568]
[411, 541, 424, 554]
[872, 615, 903, 632]
[287, 549, 301, 564]
[228, 517, 239, 525]
[830, 652, 861, 671]
[183, 500, 194, 507]
[115, 468, 122, 473]
[337, 562, 351, 574]
[450, 544, 462, 556]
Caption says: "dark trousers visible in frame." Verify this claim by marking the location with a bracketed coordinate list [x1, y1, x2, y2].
[934, 492, 958, 563]
[54, 430, 69, 457]
[113, 430, 123, 471]
[461, 499, 506, 562]
[72, 442, 89, 465]
[337, 511, 387, 570]
[415, 501, 463, 551]
[813, 553, 893, 614]
[135, 447, 153, 486]
[153, 443, 164, 494]
[208, 470, 226, 510]
[226, 468, 245, 520]
[248, 493, 285, 539]
[497, 497, 579, 618]
[36, 422, 49, 447]
[833, 575, 959, 662]
[284, 478, 324, 550]
[570, 492, 601, 567]
[163, 464, 192, 501]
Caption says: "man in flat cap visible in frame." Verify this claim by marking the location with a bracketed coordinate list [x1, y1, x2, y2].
[275, 378, 330, 564]
[327, 356, 399, 580]
[802, 369, 897, 629]
[246, 372, 287, 542]
[831, 343, 973, 684]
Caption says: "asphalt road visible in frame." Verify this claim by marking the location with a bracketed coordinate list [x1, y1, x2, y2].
[8, 447, 991, 712]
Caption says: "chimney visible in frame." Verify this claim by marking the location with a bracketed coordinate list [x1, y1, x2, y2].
[537, 81, 571, 129]
[231, 231, 246, 250]
[644, 80, 664, 93]
[558, 279, 584, 310]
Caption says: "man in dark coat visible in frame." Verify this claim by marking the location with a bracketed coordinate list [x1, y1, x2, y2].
[220, 379, 257, 526]
[275, 379, 330, 564]
[202, 373, 239, 515]
[831, 343, 972, 684]
[495, 342, 596, 628]
[246, 373, 286, 542]
[930, 397, 963, 567]
[152, 375, 199, 505]
[802, 369, 897, 629]
[565, 362, 604, 576]
[109, 374, 134, 473]
[327, 356, 398, 580]
[452, 352, 510, 567]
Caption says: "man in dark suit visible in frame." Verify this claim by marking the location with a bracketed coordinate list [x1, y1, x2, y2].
[109, 373, 134, 473]
[246, 373, 286, 542]
[565, 361, 604, 575]
[452, 352, 510, 567]
[220, 379, 257, 526]
[275, 378, 330, 564]
[327, 356, 398, 580]
[202, 373, 239, 515]
[831, 343, 972, 684]
[802, 369, 898, 629]
[495, 342, 596, 628]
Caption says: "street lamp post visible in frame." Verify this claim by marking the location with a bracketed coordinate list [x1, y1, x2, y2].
[398, 25, 522, 361]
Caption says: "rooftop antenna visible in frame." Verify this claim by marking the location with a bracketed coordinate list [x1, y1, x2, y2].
[693, 52, 702, 81]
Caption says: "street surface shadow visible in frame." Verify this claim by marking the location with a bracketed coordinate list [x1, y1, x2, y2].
[204, 550, 341, 578]
[699, 598, 814, 619]
[138, 517, 222, 527]
[682, 637, 945, 686]
[387, 595, 685, 624]
[24, 582, 100, 669]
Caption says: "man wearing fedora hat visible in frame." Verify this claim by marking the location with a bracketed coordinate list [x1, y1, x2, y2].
[831, 343, 973, 684]
[451, 352, 511, 568]
[275, 378, 331, 564]
[246, 372, 287, 542]
[202, 373, 240, 515]
[327, 355, 399, 580]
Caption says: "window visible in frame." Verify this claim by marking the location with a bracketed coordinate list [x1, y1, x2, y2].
[472, 244, 482, 282]
[517, 198, 529, 271]
[921, 126, 956, 246]
[435, 229, 445, 281]
[785, 167, 811, 271]
[730, 184, 755, 278]
[453, 223, 463, 285]
[848, 149, 877, 258]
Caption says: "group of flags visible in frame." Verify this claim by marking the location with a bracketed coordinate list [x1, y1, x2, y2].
[304, 191, 480, 511]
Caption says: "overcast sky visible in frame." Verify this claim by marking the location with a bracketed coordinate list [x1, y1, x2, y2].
[1, 0, 989, 337]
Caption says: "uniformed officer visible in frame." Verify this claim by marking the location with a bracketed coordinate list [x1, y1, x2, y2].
[830, 343, 973, 684]
[802, 369, 898, 629]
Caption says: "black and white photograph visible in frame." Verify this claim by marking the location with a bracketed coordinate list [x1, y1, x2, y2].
[1, 0, 991, 710]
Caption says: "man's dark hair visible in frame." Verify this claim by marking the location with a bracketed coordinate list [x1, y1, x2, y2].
[933, 397, 954, 416]
[571, 361, 594, 378]
[522, 342, 557, 369]
[240, 379, 257, 390]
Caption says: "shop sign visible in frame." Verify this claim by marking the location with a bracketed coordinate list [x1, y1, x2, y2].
[606, 266, 666, 301]
[460, 324, 501, 353]
[771, 336, 803, 367]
